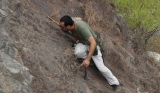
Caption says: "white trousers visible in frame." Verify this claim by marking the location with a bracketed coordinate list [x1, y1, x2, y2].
[74, 43, 119, 85]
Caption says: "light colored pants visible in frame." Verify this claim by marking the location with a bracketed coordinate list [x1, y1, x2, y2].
[74, 43, 119, 85]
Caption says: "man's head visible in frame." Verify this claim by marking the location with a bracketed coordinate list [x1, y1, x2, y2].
[59, 15, 74, 31]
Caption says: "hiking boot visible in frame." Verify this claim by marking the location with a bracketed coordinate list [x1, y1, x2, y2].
[111, 84, 120, 91]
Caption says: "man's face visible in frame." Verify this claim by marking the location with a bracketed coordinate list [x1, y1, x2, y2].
[59, 22, 69, 32]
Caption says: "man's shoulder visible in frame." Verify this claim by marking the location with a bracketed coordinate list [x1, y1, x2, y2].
[76, 21, 89, 32]
[75, 20, 86, 26]
[75, 20, 88, 28]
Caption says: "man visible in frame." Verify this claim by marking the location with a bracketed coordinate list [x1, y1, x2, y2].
[59, 15, 120, 91]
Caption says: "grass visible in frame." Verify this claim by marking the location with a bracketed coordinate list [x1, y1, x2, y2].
[107, 0, 160, 31]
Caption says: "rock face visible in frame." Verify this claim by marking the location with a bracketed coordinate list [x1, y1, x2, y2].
[0, 1, 34, 93]
[0, 0, 160, 93]
[0, 51, 33, 93]
[147, 51, 160, 66]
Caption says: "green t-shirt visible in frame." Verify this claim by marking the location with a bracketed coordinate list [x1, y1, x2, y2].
[72, 18, 98, 45]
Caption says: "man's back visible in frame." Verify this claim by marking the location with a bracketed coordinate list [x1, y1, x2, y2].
[72, 18, 98, 45]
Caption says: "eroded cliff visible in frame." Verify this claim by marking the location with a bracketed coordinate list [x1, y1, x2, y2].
[0, 0, 160, 93]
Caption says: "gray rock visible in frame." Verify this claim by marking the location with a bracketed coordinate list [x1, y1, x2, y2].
[0, 9, 7, 24]
[0, 9, 7, 17]
[0, 51, 34, 93]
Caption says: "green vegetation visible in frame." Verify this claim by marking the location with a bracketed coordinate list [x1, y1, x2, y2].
[108, 0, 160, 31]
[105, 0, 160, 53]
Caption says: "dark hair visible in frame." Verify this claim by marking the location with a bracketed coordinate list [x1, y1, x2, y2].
[60, 15, 74, 27]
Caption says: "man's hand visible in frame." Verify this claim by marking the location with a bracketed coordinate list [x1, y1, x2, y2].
[76, 17, 82, 21]
[82, 59, 90, 68]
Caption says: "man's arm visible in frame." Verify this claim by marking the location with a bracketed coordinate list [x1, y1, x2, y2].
[83, 36, 96, 67]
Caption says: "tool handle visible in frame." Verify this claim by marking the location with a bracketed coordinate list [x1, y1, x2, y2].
[84, 68, 87, 80]
[47, 15, 59, 25]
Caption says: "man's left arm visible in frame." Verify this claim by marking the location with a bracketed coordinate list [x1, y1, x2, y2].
[83, 36, 96, 67]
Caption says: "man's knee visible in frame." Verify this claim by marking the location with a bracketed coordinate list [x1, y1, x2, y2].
[74, 43, 88, 58]
[74, 52, 87, 58]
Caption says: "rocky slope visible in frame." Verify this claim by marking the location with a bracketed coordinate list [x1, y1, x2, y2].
[0, 0, 160, 93]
